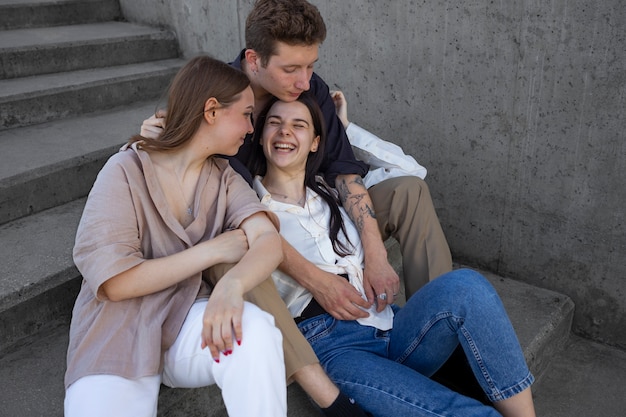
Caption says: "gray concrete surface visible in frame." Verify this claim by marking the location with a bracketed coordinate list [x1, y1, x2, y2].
[0, 22, 179, 78]
[118, 0, 626, 349]
[533, 335, 626, 417]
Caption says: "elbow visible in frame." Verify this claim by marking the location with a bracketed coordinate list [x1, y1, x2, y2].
[263, 230, 283, 266]
[99, 276, 131, 302]
[271, 232, 284, 265]
[99, 283, 123, 302]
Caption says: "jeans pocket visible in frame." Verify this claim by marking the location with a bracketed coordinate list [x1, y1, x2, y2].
[297, 314, 335, 344]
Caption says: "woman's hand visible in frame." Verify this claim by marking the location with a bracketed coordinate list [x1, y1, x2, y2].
[210, 228, 249, 265]
[200, 214, 282, 362]
[330, 90, 350, 128]
[201, 278, 245, 362]
[201, 228, 251, 360]
[140, 109, 167, 139]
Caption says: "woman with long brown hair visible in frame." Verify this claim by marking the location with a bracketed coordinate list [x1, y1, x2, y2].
[64, 56, 287, 417]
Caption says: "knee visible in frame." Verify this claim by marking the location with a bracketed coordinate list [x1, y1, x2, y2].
[390, 176, 430, 199]
[438, 269, 497, 300]
[241, 302, 283, 348]
[381, 177, 432, 222]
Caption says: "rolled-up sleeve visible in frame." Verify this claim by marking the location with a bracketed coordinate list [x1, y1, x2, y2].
[73, 155, 145, 300]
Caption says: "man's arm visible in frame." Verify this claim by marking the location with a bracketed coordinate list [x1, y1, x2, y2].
[309, 76, 400, 310]
[335, 174, 400, 311]
[278, 235, 371, 320]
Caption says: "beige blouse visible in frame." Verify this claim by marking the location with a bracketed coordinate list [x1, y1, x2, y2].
[65, 144, 277, 388]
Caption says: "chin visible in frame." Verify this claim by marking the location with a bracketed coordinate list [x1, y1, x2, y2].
[280, 93, 301, 102]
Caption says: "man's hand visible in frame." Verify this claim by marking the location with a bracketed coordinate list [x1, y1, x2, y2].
[330, 90, 349, 128]
[140, 109, 167, 139]
[307, 269, 372, 320]
[362, 253, 400, 312]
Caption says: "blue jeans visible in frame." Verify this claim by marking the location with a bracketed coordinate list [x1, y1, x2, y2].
[297, 269, 534, 417]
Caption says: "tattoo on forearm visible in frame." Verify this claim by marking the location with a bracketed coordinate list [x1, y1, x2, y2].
[337, 177, 376, 233]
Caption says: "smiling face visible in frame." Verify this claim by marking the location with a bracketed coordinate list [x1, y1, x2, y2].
[261, 100, 320, 174]
[249, 42, 319, 103]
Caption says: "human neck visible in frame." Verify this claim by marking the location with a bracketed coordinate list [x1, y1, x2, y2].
[150, 149, 204, 227]
[262, 168, 307, 206]
[241, 60, 272, 117]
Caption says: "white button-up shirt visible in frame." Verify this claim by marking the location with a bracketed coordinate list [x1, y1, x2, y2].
[253, 176, 394, 330]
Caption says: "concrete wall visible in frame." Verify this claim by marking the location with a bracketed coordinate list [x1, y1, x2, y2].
[119, 0, 626, 349]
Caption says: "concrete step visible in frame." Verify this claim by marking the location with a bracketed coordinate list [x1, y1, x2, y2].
[0, 58, 185, 131]
[0, 101, 169, 225]
[0, 198, 83, 352]
[0, 0, 121, 30]
[0, 22, 179, 79]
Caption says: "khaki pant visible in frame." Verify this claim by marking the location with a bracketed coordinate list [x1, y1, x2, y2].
[208, 265, 317, 383]
[368, 176, 452, 296]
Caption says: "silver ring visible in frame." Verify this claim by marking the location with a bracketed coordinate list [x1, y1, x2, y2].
[377, 293, 387, 301]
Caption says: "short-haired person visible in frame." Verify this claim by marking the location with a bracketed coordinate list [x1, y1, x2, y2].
[65, 56, 287, 417]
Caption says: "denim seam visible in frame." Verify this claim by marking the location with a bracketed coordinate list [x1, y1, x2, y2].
[458, 325, 498, 395]
[335, 379, 459, 417]
[395, 311, 454, 364]
[486, 371, 535, 402]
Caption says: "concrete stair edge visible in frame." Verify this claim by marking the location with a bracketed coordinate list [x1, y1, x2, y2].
[0, 101, 163, 224]
[0, 58, 185, 130]
[0, 0, 122, 31]
[0, 22, 179, 79]
[0, 199, 84, 313]
[478, 269, 575, 378]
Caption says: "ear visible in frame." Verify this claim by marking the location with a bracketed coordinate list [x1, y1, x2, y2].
[310, 135, 320, 152]
[244, 49, 260, 73]
[203, 97, 219, 124]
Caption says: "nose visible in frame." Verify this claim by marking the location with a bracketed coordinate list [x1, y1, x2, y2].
[279, 125, 291, 136]
[294, 69, 311, 91]
[246, 117, 254, 134]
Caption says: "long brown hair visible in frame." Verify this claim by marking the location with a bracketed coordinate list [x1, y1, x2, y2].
[248, 93, 353, 256]
[127, 55, 250, 151]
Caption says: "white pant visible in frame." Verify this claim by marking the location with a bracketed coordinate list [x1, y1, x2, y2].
[65, 301, 286, 417]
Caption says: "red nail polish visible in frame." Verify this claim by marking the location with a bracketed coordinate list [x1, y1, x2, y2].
[214, 358, 220, 363]
[237, 339, 242, 346]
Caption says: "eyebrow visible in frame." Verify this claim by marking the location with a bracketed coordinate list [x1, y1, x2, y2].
[281, 58, 319, 68]
[267, 114, 310, 126]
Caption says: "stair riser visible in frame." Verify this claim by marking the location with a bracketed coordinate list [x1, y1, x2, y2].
[0, 277, 80, 353]
[1, 37, 179, 79]
[0, 149, 116, 225]
[0, 72, 177, 130]
[0, 1, 121, 31]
